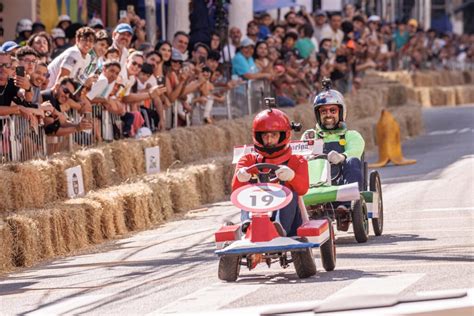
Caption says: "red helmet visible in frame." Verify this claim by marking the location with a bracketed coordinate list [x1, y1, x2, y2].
[252, 109, 291, 158]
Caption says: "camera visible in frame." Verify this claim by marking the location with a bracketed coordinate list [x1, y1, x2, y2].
[157, 76, 165, 86]
[264, 97, 276, 108]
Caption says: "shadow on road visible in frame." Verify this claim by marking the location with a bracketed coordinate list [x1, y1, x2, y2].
[335, 233, 437, 247]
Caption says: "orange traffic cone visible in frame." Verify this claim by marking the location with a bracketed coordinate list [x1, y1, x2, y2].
[369, 109, 417, 168]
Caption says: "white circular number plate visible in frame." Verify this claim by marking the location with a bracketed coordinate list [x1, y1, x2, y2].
[231, 183, 293, 213]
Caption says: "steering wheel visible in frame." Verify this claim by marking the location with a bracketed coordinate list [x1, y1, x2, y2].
[311, 154, 343, 182]
[247, 163, 280, 183]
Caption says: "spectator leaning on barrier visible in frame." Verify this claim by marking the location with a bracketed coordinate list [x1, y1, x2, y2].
[232, 37, 273, 81]
[41, 77, 92, 136]
[47, 27, 96, 89]
[0, 52, 35, 122]
[112, 23, 133, 80]
[1, 41, 20, 56]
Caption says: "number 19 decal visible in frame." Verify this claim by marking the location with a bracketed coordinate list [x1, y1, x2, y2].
[231, 183, 293, 213]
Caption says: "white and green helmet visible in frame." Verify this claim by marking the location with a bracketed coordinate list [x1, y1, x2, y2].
[313, 88, 346, 129]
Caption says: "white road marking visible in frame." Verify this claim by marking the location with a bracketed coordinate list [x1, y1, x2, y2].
[427, 129, 458, 136]
[326, 273, 425, 299]
[457, 127, 472, 134]
[153, 283, 263, 314]
[25, 294, 110, 316]
[403, 207, 474, 213]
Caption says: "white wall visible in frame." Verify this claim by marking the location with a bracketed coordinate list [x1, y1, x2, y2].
[2, 0, 36, 40]
[228, 0, 253, 35]
[167, 0, 190, 41]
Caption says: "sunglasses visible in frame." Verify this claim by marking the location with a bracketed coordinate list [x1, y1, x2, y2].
[0, 63, 12, 69]
[62, 86, 73, 97]
[319, 107, 339, 115]
[131, 60, 143, 68]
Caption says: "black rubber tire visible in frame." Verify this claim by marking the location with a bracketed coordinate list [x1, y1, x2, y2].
[320, 218, 336, 271]
[369, 171, 384, 236]
[352, 197, 369, 243]
[218, 255, 241, 282]
[292, 247, 317, 278]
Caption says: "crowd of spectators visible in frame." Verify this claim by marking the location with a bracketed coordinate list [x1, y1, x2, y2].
[0, 5, 473, 157]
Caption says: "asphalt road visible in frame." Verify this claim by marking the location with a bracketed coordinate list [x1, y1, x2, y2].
[1, 105, 473, 315]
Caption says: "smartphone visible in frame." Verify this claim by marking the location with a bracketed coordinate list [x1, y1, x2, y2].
[127, 5, 135, 14]
[16, 66, 25, 77]
[157, 76, 165, 86]
[119, 10, 127, 19]
[198, 56, 206, 64]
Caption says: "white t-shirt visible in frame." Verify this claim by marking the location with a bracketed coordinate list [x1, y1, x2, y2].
[47, 45, 91, 89]
[118, 46, 129, 81]
[321, 25, 344, 49]
[221, 43, 237, 63]
[86, 74, 115, 100]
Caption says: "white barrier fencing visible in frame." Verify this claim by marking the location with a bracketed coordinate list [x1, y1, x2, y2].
[0, 115, 47, 163]
[3, 79, 274, 162]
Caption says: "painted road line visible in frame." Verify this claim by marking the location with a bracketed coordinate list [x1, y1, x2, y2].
[401, 207, 474, 213]
[153, 283, 264, 314]
[325, 274, 425, 299]
[457, 128, 472, 134]
[338, 261, 473, 270]
[427, 129, 458, 136]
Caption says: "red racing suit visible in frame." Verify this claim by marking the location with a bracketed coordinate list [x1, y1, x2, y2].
[232, 147, 309, 196]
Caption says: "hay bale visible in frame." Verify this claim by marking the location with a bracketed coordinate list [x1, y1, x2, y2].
[8, 163, 45, 209]
[188, 164, 224, 205]
[441, 87, 456, 106]
[216, 119, 250, 150]
[170, 127, 207, 164]
[166, 173, 200, 213]
[5, 214, 40, 267]
[141, 133, 175, 171]
[28, 209, 55, 259]
[29, 160, 58, 203]
[89, 192, 127, 236]
[65, 198, 104, 244]
[391, 104, 424, 139]
[143, 175, 173, 221]
[79, 148, 113, 189]
[196, 125, 229, 158]
[119, 183, 153, 231]
[49, 155, 86, 199]
[455, 85, 474, 104]
[110, 140, 145, 181]
[430, 87, 449, 106]
[54, 204, 89, 253]
[412, 72, 434, 87]
[386, 84, 408, 106]
[0, 169, 14, 212]
[415, 87, 432, 107]
[0, 220, 13, 271]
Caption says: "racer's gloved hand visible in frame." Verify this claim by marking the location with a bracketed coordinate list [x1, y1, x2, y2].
[236, 167, 252, 182]
[328, 150, 346, 164]
[276, 165, 295, 182]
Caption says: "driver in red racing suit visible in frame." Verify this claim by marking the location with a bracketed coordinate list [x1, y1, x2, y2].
[232, 108, 309, 237]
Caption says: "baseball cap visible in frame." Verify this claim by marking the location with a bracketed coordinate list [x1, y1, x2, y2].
[240, 37, 255, 47]
[114, 23, 133, 34]
[1, 41, 20, 52]
[314, 10, 326, 17]
[368, 15, 381, 23]
[408, 18, 418, 28]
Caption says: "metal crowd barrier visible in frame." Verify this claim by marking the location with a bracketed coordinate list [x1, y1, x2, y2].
[0, 115, 47, 163]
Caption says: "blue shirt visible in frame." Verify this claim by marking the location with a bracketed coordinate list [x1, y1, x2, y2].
[232, 52, 258, 78]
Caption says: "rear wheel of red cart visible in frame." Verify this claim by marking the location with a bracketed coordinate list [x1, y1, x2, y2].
[320, 217, 336, 271]
[218, 255, 241, 282]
